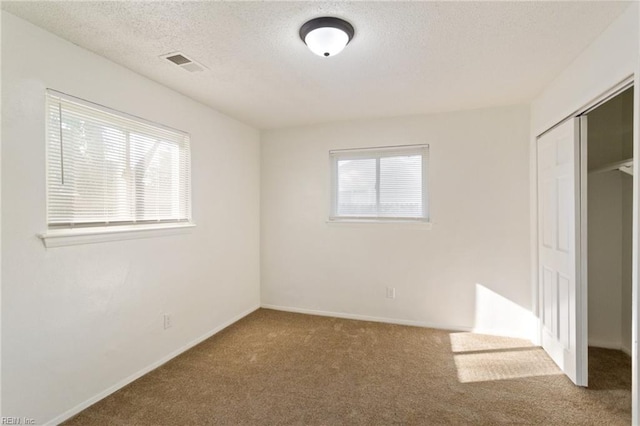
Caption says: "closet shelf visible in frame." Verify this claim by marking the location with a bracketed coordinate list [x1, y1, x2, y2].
[589, 158, 633, 176]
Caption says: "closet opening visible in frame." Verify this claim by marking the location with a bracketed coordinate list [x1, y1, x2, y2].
[584, 86, 633, 395]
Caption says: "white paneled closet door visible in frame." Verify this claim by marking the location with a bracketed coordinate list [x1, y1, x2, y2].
[537, 118, 587, 386]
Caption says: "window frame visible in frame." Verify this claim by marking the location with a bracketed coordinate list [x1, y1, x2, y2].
[39, 89, 195, 247]
[329, 144, 430, 223]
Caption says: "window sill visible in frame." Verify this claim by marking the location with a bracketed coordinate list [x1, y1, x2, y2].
[326, 219, 432, 229]
[38, 222, 196, 248]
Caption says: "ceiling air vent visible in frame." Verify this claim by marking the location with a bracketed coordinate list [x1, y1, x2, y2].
[160, 52, 206, 73]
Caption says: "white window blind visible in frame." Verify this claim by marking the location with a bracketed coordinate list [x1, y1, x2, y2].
[46, 90, 191, 228]
[330, 145, 429, 221]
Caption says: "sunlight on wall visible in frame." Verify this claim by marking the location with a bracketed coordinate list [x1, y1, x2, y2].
[474, 283, 535, 340]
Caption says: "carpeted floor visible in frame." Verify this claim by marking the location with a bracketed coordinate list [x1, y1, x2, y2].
[63, 309, 631, 425]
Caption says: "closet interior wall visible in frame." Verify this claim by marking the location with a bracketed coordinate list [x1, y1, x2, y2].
[587, 87, 634, 354]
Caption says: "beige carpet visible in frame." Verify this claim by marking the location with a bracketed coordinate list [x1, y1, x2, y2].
[63, 309, 631, 425]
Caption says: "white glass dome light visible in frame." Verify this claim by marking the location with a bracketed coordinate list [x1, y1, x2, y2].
[304, 27, 350, 57]
[300, 17, 355, 58]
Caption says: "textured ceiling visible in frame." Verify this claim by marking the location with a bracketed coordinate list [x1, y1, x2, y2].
[1, 1, 632, 129]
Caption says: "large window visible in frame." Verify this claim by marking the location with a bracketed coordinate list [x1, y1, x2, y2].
[46, 90, 191, 229]
[330, 145, 429, 221]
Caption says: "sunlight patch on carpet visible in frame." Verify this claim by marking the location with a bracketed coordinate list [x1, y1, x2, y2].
[453, 347, 563, 383]
[449, 332, 534, 353]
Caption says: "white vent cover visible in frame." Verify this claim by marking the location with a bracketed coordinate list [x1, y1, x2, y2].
[160, 52, 206, 73]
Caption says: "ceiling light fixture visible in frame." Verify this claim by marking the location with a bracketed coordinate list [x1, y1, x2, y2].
[299, 17, 355, 57]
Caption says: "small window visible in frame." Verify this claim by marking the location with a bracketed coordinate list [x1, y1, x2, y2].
[45, 90, 192, 229]
[329, 144, 429, 221]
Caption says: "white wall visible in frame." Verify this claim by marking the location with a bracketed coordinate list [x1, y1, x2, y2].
[261, 106, 533, 339]
[622, 172, 633, 354]
[1, 12, 260, 424]
[588, 171, 623, 348]
[531, 3, 639, 136]
[0, 7, 4, 419]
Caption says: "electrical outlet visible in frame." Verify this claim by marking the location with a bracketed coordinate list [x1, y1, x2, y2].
[386, 287, 396, 299]
[163, 313, 173, 330]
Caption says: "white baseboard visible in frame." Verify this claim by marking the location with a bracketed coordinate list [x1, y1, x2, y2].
[261, 303, 474, 333]
[262, 304, 535, 341]
[588, 339, 626, 351]
[589, 339, 633, 357]
[46, 305, 260, 426]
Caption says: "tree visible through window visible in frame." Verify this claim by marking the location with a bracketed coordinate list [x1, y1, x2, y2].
[330, 145, 428, 221]
[46, 90, 191, 228]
